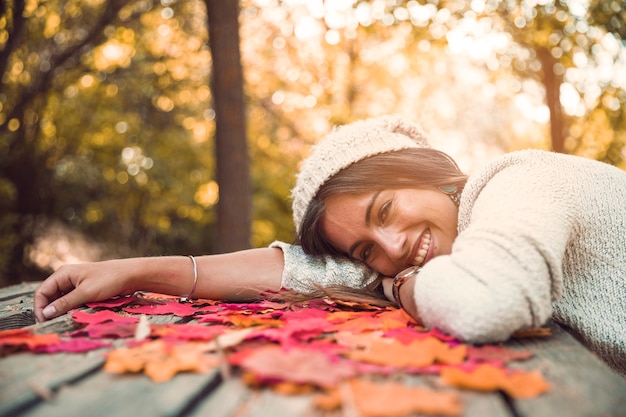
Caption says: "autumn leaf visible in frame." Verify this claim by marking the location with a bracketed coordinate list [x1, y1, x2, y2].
[151, 323, 231, 341]
[122, 301, 197, 317]
[440, 363, 550, 398]
[104, 340, 219, 382]
[348, 337, 466, 368]
[72, 310, 139, 324]
[229, 315, 284, 328]
[348, 378, 462, 417]
[35, 337, 111, 353]
[76, 322, 138, 339]
[240, 345, 356, 387]
[0, 328, 61, 350]
[375, 308, 419, 328]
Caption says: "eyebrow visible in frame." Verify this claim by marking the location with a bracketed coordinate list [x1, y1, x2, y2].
[347, 190, 382, 258]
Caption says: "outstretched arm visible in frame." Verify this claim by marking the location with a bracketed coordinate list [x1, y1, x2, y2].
[34, 248, 284, 322]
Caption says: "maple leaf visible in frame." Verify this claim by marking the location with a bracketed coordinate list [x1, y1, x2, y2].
[122, 301, 197, 317]
[375, 308, 419, 328]
[0, 328, 60, 350]
[348, 337, 466, 368]
[325, 379, 462, 417]
[440, 364, 550, 399]
[240, 345, 356, 387]
[75, 322, 139, 339]
[104, 340, 219, 382]
[72, 310, 139, 324]
[151, 323, 231, 341]
[35, 337, 111, 353]
[229, 315, 284, 328]
[86, 295, 141, 308]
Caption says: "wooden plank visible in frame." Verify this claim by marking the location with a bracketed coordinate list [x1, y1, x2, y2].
[0, 282, 40, 301]
[0, 294, 35, 330]
[403, 373, 512, 417]
[0, 283, 37, 330]
[18, 369, 222, 417]
[507, 322, 626, 417]
[238, 388, 314, 417]
[188, 377, 252, 417]
[0, 350, 106, 416]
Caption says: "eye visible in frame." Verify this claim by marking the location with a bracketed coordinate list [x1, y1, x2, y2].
[360, 244, 373, 262]
[379, 200, 392, 225]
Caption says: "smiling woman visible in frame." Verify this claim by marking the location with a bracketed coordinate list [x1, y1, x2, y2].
[34, 115, 626, 378]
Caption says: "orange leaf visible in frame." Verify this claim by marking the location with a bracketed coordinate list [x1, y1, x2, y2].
[313, 388, 342, 411]
[500, 370, 551, 398]
[349, 379, 462, 417]
[375, 308, 420, 329]
[441, 364, 550, 398]
[348, 337, 465, 368]
[104, 340, 218, 382]
[0, 328, 61, 350]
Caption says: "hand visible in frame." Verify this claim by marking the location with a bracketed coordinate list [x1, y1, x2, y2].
[34, 260, 136, 322]
[381, 277, 395, 304]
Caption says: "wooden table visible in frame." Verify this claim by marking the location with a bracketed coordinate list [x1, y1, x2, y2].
[1, 281, 625, 417]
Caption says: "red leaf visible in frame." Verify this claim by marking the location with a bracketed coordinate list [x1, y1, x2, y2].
[72, 310, 139, 324]
[78, 322, 138, 339]
[123, 301, 197, 317]
[240, 346, 356, 387]
[35, 337, 111, 353]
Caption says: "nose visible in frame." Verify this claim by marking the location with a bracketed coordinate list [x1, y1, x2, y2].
[376, 228, 406, 263]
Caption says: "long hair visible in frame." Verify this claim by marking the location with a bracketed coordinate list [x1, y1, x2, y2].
[289, 148, 468, 307]
[297, 148, 468, 257]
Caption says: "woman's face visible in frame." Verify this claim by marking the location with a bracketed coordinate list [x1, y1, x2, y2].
[320, 187, 458, 277]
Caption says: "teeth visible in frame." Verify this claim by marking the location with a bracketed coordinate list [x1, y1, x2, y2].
[413, 230, 431, 266]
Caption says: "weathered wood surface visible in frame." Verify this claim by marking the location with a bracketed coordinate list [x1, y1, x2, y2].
[1, 282, 625, 417]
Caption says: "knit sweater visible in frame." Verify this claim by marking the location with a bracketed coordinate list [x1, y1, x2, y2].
[271, 149, 626, 375]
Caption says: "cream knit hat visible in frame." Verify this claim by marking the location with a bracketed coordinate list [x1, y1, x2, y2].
[292, 114, 431, 233]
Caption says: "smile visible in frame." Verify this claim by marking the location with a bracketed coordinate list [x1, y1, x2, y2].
[413, 229, 432, 266]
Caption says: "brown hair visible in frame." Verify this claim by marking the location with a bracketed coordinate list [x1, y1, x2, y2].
[287, 148, 467, 307]
[297, 148, 468, 258]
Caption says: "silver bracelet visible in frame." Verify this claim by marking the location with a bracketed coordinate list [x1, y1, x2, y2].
[179, 255, 198, 303]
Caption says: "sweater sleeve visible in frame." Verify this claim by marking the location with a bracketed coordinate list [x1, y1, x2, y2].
[269, 241, 380, 293]
[414, 151, 575, 343]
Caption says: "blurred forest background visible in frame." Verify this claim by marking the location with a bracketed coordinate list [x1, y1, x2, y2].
[1, 0, 625, 287]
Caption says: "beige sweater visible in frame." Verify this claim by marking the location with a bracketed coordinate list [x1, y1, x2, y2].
[272, 150, 626, 375]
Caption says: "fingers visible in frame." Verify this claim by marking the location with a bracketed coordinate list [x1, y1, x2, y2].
[34, 265, 84, 322]
[381, 277, 395, 303]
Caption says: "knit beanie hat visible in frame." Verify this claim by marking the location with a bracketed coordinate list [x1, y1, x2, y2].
[291, 114, 431, 233]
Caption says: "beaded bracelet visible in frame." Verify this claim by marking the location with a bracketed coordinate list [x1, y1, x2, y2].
[179, 255, 198, 303]
[392, 266, 421, 310]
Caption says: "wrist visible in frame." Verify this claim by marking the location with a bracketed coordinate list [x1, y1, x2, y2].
[392, 266, 420, 311]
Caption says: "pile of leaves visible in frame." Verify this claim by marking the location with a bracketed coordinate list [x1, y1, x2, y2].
[1, 293, 551, 416]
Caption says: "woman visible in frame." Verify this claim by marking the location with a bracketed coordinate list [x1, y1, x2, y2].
[34, 115, 626, 375]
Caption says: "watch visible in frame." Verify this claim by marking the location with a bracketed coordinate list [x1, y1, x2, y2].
[392, 266, 421, 310]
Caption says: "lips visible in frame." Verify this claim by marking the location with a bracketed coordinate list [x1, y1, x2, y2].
[412, 229, 432, 267]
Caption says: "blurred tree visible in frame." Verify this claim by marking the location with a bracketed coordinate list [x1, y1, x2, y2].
[0, 0, 218, 284]
[205, 0, 251, 253]
[435, 0, 625, 160]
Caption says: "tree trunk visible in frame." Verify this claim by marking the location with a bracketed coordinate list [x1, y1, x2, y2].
[205, 0, 251, 253]
[537, 47, 566, 153]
